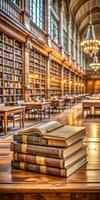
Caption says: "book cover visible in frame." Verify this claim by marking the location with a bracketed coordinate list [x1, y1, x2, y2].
[13, 145, 87, 168]
[11, 156, 87, 177]
[13, 129, 86, 147]
[14, 120, 86, 147]
[11, 139, 83, 159]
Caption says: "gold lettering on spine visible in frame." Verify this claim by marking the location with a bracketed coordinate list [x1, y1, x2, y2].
[22, 135, 27, 143]
[60, 160, 63, 168]
[61, 169, 65, 177]
[36, 156, 45, 165]
[13, 153, 17, 160]
[20, 162, 25, 170]
[21, 144, 27, 153]
[40, 166, 46, 174]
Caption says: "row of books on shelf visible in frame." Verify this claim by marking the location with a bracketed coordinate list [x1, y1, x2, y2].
[4, 59, 13, 67]
[15, 48, 22, 55]
[4, 52, 14, 59]
[4, 67, 14, 74]
[16, 96, 23, 101]
[0, 80, 2, 87]
[3, 74, 23, 81]
[4, 82, 14, 88]
[4, 44, 13, 52]
[16, 89, 22, 94]
[15, 54, 22, 61]
[15, 69, 22, 75]
[0, 42, 2, 48]
[3, 74, 13, 80]
[15, 76, 22, 82]
[15, 62, 22, 69]
[4, 89, 14, 95]
[4, 82, 22, 88]
[4, 96, 14, 103]
[0, 72, 2, 79]
[0, 49, 2, 56]
[0, 88, 2, 95]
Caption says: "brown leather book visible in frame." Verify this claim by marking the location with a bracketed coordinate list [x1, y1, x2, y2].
[11, 156, 87, 177]
[11, 140, 83, 159]
[14, 121, 86, 147]
[13, 145, 87, 168]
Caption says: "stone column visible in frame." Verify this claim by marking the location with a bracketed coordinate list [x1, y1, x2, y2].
[61, 64, 64, 96]
[69, 70, 71, 95]
[24, 40, 32, 101]
[74, 74, 76, 94]
[46, 53, 51, 99]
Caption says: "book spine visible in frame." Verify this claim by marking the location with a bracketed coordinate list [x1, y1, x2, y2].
[11, 160, 66, 177]
[13, 135, 66, 147]
[11, 142, 62, 158]
[13, 153, 63, 168]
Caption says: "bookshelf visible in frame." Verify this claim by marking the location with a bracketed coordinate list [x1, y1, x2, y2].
[70, 72, 74, 95]
[29, 49, 47, 99]
[0, 32, 23, 105]
[75, 75, 78, 94]
[50, 60, 62, 97]
[63, 67, 69, 95]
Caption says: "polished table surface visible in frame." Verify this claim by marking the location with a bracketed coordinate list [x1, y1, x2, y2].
[0, 141, 100, 193]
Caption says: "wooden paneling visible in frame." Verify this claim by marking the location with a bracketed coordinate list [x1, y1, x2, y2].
[86, 80, 100, 94]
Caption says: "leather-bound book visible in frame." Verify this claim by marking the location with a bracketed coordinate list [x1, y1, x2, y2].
[14, 121, 86, 147]
[11, 156, 87, 177]
[13, 145, 87, 168]
[11, 139, 83, 159]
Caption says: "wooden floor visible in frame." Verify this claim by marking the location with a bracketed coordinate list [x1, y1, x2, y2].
[0, 103, 100, 197]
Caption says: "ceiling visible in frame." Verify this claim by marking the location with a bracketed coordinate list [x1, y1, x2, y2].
[70, 0, 100, 39]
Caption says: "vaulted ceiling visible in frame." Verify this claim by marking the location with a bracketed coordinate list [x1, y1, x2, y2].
[70, 0, 100, 39]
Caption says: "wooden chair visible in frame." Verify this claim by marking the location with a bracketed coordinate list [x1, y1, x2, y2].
[82, 105, 91, 118]
[17, 101, 36, 120]
[7, 111, 22, 129]
[7, 101, 25, 129]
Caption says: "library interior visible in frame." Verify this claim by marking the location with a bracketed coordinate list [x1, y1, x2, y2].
[0, 0, 100, 199]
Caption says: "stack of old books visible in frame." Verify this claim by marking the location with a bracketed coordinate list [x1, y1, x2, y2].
[11, 121, 87, 177]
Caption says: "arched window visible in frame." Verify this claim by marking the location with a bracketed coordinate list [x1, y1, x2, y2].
[30, 0, 45, 30]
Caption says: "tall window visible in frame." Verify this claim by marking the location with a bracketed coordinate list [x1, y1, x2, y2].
[63, 9, 68, 51]
[30, 0, 45, 30]
[70, 19, 74, 58]
[50, 15, 59, 43]
[50, 0, 59, 44]
[51, 0, 59, 15]
[12, 0, 22, 8]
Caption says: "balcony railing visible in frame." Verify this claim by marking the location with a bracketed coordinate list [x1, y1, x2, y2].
[0, 0, 23, 23]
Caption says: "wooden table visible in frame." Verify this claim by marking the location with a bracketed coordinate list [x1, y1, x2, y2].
[82, 100, 100, 117]
[51, 99, 65, 112]
[0, 106, 25, 134]
[0, 142, 100, 199]
[24, 101, 51, 120]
